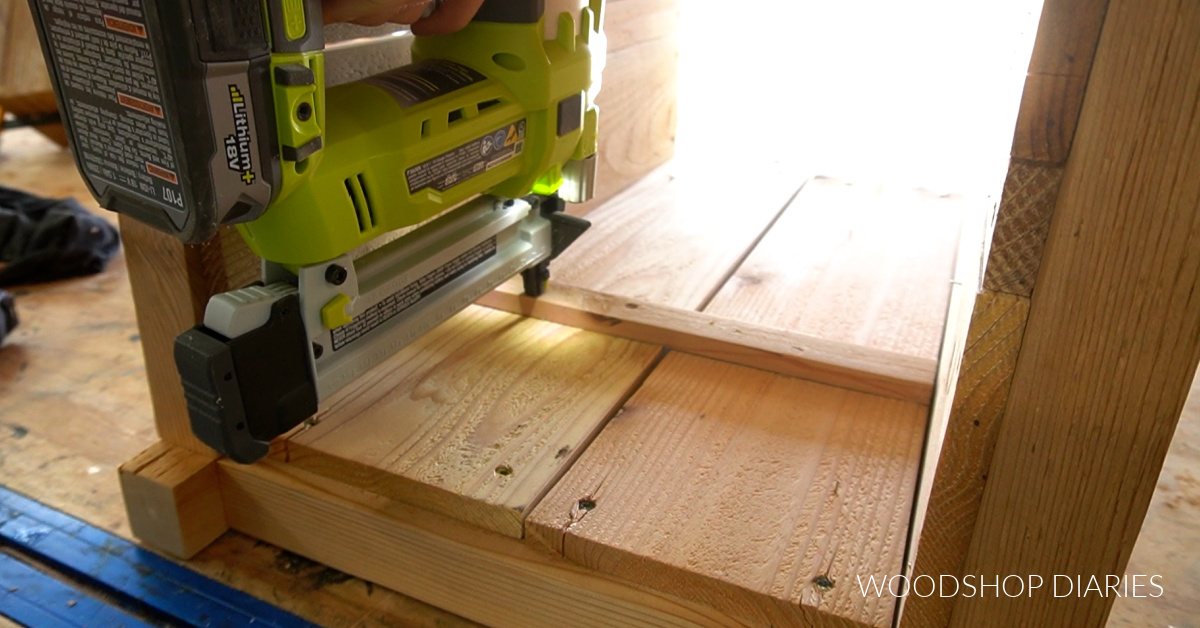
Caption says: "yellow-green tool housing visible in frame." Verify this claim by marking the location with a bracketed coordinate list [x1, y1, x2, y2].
[240, 2, 605, 268]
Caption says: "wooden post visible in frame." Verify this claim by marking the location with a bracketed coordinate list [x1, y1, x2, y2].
[907, 0, 1200, 626]
[900, 0, 1110, 622]
[0, 0, 68, 144]
[953, 0, 1200, 623]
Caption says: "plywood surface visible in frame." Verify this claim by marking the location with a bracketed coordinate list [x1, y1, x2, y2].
[282, 305, 661, 538]
[527, 352, 927, 628]
[705, 177, 964, 362]
[0, 133, 155, 536]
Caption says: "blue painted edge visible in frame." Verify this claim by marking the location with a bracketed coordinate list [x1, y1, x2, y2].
[0, 485, 322, 628]
[0, 552, 157, 628]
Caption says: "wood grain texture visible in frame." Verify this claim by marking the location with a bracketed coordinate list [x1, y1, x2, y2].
[1108, 371, 1200, 625]
[188, 530, 486, 628]
[0, 0, 54, 114]
[572, 0, 679, 216]
[897, 190, 993, 615]
[221, 458, 754, 628]
[0, 0, 64, 145]
[704, 177, 965, 362]
[898, 291, 1030, 628]
[952, 1, 1200, 625]
[1010, 73, 1087, 163]
[118, 442, 227, 559]
[0, 0, 8, 62]
[527, 353, 928, 628]
[553, 162, 802, 310]
[603, 0, 678, 52]
[119, 217, 214, 453]
[983, 159, 1064, 297]
[1027, 0, 1111, 77]
[281, 305, 661, 538]
[478, 278, 936, 403]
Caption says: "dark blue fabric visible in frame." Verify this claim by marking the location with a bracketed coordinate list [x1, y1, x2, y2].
[0, 185, 120, 286]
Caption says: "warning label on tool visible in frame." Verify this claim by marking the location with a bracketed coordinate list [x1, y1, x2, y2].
[364, 59, 487, 108]
[331, 236, 499, 352]
[406, 120, 526, 194]
[34, 0, 187, 223]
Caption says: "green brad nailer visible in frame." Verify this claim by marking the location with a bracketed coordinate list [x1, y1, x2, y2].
[26, 0, 606, 462]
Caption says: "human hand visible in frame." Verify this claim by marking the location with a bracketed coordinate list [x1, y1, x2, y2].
[322, 0, 487, 35]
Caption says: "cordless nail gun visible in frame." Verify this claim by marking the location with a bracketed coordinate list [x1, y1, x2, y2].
[26, 0, 606, 462]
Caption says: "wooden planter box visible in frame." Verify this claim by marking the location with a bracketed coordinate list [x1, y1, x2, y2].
[116, 1, 1200, 627]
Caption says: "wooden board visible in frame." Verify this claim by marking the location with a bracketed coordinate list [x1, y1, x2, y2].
[119, 442, 227, 558]
[897, 291, 1029, 628]
[899, 1, 1116, 624]
[222, 459, 749, 628]
[894, 194, 992, 625]
[0, 0, 64, 145]
[479, 279, 937, 403]
[0, 0, 54, 115]
[1107, 371, 1200, 626]
[1009, 74, 1087, 163]
[1026, 0, 1111, 77]
[186, 530, 485, 628]
[527, 352, 927, 628]
[280, 305, 661, 538]
[704, 177, 965, 362]
[119, 216, 218, 453]
[552, 161, 803, 310]
[951, 1, 1200, 625]
[572, 0, 680, 216]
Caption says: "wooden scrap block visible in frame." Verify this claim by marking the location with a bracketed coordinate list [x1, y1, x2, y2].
[119, 441, 228, 559]
[527, 352, 927, 628]
[280, 305, 661, 538]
